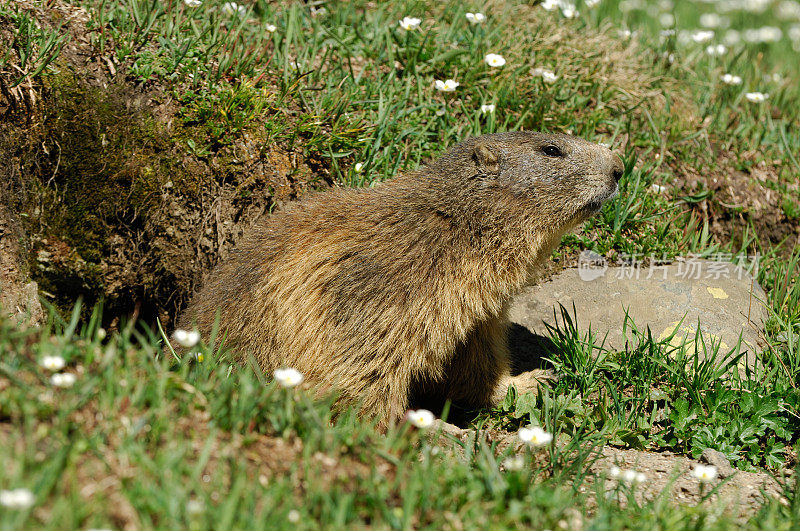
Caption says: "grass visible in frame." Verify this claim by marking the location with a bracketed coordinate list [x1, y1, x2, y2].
[491, 301, 797, 471]
[2, 306, 796, 529]
[1, 0, 800, 528]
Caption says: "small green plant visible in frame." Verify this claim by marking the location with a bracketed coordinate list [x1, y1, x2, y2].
[782, 197, 800, 220]
[0, 7, 66, 87]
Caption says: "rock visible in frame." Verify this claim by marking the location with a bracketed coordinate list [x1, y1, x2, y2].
[700, 448, 736, 479]
[509, 257, 767, 368]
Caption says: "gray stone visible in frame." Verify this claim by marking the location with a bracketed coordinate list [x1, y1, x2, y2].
[700, 448, 736, 478]
[509, 258, 767, 368]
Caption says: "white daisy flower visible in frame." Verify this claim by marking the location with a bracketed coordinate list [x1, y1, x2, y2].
[502, 455, 525, 471]
[484, 53, 506, 67]
[517, 426, 553, 447]
[51, 372, 77, 388]
[184, 0, 202, 6]
[0, 488, 34, 509]
[39, 355, 65, 371]
[691, 30, 715, 43]
[699, 13, 724, 28]
[480, 104, 496, 114]
[172, 329, 201, 348]
[705, 44, 727, 56]
[399, 16, 422, 31]
[745, 92, 769, 103]
[465, 12, 486, 24]
[743, 26, 782, 43]
[561, 4, 579, 18]
[186, 499, 204, 515]
[354, 162, 364, 173]
[724, 29, 742, 45]
[777, 1, 800, 19]
[265, 24, 277, 33]
[406, 409, 435, 428]
[273, 368, 304, 388]
[721, 73, 743, 85]
[621, 469, 647, 484]
[434, 79, 460, 92]
[222, 2, 246, 17]
[532, 68, 558, 83]
[691, 464, 718, 483]
[609, 466, 646, 484]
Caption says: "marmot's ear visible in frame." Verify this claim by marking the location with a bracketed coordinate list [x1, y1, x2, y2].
[472, 142, 501, 175]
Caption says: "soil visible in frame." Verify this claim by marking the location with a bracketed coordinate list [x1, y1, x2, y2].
[671, 151, 800, 254]
[435, 427, 786, 522]
[588, 447, 783, 522]
[0, 201, 43, 325]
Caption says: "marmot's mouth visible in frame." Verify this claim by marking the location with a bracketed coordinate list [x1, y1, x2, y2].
[583, 200, 604, 212]
[581, 183, 619, 215]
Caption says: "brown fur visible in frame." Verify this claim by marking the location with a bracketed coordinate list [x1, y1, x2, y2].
[177, 131, 623, 424]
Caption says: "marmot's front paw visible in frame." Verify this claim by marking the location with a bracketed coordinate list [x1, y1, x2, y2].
[492, 369, 554, 404]
[510, 369, 554, 393]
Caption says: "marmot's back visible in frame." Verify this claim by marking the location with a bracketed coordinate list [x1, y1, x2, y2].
[177, 131, 623, 423]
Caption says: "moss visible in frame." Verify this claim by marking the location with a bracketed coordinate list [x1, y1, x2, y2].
[6, 62, 307, 325]
[33, 76, 151, 244]
[15, 70, 196, 318]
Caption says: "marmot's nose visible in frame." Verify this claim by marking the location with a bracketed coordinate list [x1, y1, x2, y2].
[611, 156, 624, 182]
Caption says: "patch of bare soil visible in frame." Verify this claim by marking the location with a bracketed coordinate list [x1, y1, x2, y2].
[470, 429, 785, 521]
[590, 447, 783, 522]
[672, 151, 800, 252]
[0, 201, 43, 325]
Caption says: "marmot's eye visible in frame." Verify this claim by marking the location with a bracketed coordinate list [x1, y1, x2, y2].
[542, 145, 563, 157]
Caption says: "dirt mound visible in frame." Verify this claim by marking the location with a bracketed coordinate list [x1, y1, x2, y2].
[0, 1, 321, 327]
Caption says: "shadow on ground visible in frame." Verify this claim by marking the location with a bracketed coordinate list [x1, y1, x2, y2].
[411, 323, 557, 427]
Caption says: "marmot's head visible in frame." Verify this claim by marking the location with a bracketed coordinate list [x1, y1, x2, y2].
[431, 131, 624, 232]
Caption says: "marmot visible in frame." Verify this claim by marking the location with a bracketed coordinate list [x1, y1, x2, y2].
[178, 131, 623, 424]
